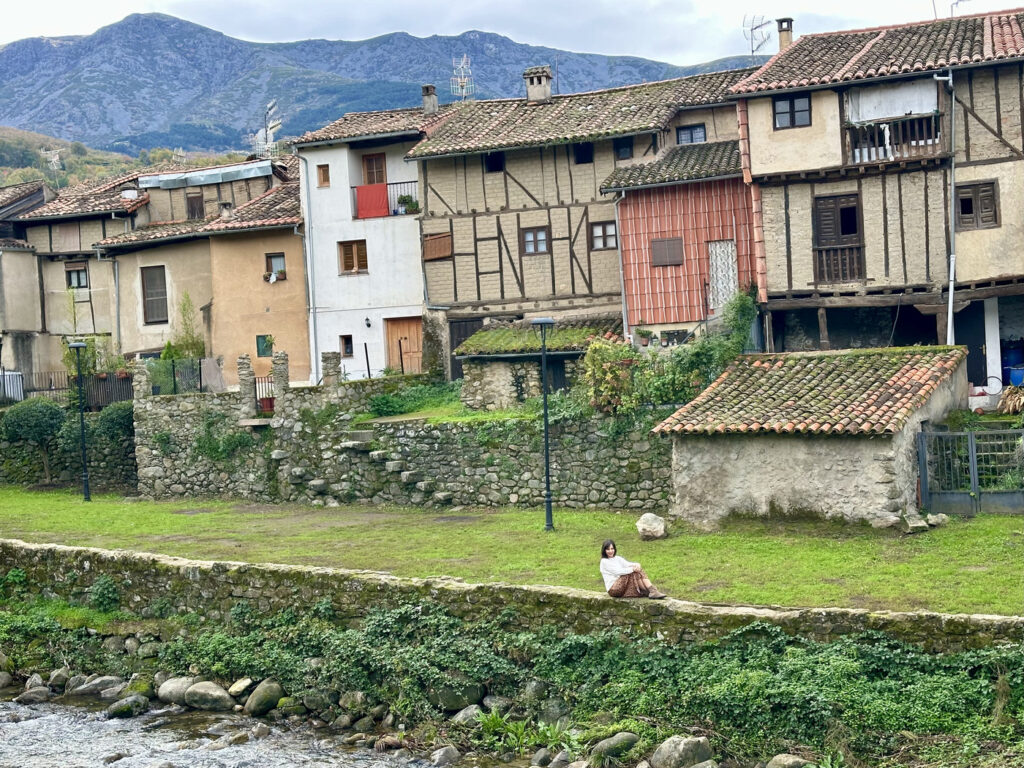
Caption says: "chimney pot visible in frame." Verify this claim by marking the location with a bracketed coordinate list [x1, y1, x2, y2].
[219, 201, 235, 221]
[523, 65, 553, 104]
[422, 84, 438, 115]
[777, 17, 794, 52]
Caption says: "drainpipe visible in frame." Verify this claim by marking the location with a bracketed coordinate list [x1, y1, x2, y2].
[612, 191, 630, 338]
[935, 68, 956, 345]
[293, 149, 321, 383]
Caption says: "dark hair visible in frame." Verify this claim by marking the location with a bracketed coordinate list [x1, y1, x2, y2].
[601, 539, 617, 560]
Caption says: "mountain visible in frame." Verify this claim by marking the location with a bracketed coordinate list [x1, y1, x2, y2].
[0, 14, 765, 153]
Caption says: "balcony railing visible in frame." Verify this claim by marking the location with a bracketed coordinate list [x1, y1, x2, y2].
[352, 181, 419, 219]
[846, 113, 944, 165]
[814, 245, 865, 285]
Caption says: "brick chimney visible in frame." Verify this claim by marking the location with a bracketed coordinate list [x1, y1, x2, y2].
[777, 18, 794, 51]
[422, 84, 438, 115]
[524, 65, 553, 104]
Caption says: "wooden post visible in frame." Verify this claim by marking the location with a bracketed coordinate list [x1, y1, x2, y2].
[817, 307, 830, 350]
[764, 311, 775, 353]
[936, 310, 948, 345]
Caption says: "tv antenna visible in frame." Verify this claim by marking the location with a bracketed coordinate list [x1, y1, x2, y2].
[171, 147, 187, 165]
[742, 15, 773, 65]
[950, 0, 971, 16]
[450, 54, 475, 101]
[41, 148, 62, 187]
[249, 99, 283, 158]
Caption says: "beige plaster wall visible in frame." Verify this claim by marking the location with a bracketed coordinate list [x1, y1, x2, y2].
[0, 250, 41, 332]
[666, 105, 739, 143]
[749, 90, 843, 176]
[954, 161, 1024, 282]
[209, 230, 309, 384]
[41, 257, 115, 338]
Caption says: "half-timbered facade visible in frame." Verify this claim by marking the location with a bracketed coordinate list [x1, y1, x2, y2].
[734, 12, 1024, 395]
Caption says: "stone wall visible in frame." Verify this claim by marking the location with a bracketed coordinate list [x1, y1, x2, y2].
[3, 538, 1020, 653]
[461, 358, 580, 410]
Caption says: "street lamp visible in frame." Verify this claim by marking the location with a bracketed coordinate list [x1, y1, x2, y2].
[0, 334, 5, 405]
[68, 341, 91, 502]
[531, 317, 555, 531]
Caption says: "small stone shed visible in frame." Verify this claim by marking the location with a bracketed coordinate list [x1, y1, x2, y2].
[653, 346, 968, 528]
[456, 316, 621, 410]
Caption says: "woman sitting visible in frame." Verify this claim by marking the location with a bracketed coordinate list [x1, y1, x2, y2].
[599, 539, 666, 599]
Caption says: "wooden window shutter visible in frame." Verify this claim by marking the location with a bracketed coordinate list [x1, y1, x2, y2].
[423, 232, 453, 262]
[814, 198, 839, 247]
[651, 237, 683, 267]
[956, 187, 976, 230]
[356, 240, 368, 271]
[978, 184, 998, 227]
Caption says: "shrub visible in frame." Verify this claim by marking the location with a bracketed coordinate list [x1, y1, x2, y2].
[368, 382, 460, 417]
[87, 575, 119, 613]
[1, 398, 66, 482]
[96, 401, 134, 443]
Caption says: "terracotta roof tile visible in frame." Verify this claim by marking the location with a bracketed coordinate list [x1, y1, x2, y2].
[601, 140, 741, 191]
[95, 218, 211, 248]
[0, 180, 47, 209]
[19, 171, 147, 220]
[455, 316, 622, 356]
[293, 105, 458, 145]
[733, 10, 1024, 94]
[0, 238, 33, 250]
[654, 346, 966, 436]
[409, 69, 755, 159]
[201, 182, 301, 232]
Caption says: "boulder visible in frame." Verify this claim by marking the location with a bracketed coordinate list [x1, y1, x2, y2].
[119, 674, 155, 700]
[351, 715, 376, 732]
[548, 750, 571, 768]
[157, 676, 196, 705]
[25, 673, 43, 691]
[0, 650, 12, 675]
[431, 746, 461, 766]
[100, 682, 128, 700]
[48, 667, 71, 690]
[184, 681, 235, 711]
[521, 679, 550, 701]
[251, 723, 271, 739]
[690, 762, 718, 768]
[451, 704, 483, 724]
[532, 748, 553, 766]
[338, 690, 368, 711]
[153, 671, 171, 689]
[228, 678, 254, 698]
[15, 686, 51, 704]
[428, 679, 485, 711]
[369, 703, 388, 720]
[106, 694, 150, 719]
[591, 732, 640, 757]
[0, 672, 12, 690]
[244, 679, 285, 716]
[303, 691, 331, 713]
[538, 696, 569, 724]
[64, 674, 87, 694]
[71, 676, 124, 697]
[650, 736, 712, 768]
[101, 636, 126, 653]
[926, 513, 950, 527]
[766, 756, 811, 768]
[276, 696, 308, 716]
[137, 642, 163, 659]
[483, 694, 514, 715]
[636, 512, 668, 540]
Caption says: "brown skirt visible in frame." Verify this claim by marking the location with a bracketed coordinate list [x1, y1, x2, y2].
[608, 569, 650, 598]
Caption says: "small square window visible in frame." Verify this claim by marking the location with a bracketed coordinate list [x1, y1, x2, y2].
[338, 240, 368, 273]
[676, 124, 706, 145]
[340, 334, 354, 358]
[256, 334, 274, 358]
[651, 237, 684, 267]
[774, 94, 812, 130]
[484, 152, 505, 173]
[521, 226, 550, 255]
[573, 142, 594, 164]
[590, 221, 617, 251]
[956, 182, 999, 230]
[265, 253, 286, 279]
[613, 136, 633, 160]
[316, 164, 330, 187]
[65, 263, 88, 289]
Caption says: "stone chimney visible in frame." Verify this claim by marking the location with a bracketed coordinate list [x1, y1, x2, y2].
[422, 84, 438, 115]
[524, 65, 553, 104]
[777, 18, 794, 52]
[219, 201, 235, 221]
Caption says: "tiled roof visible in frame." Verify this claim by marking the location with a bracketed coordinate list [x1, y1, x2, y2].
[202, 182, 300, 232]
[18, 172, 147, 220]
[601, 140, 741, 191]
[409, 69, 755, 159]
[732, 10, 1024, 94]
[654, 346, 966, 436]
[293, 105, 458, 145]
[0, 180, 47, 209]
[0, 238, 33, 250]
[455, 316, 622, 356]
[95, 218, 211, 248]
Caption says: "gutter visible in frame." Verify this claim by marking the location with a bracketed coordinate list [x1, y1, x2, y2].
[601, 172, 743, 195]
[455, 350, 583, 361]
[293, 148, 321, 383]
[934, 67, 957, 345]
[611, 191, 629, 339]
[292, 130, 421, 150]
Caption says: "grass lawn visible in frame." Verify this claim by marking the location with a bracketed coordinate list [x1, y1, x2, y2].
[1, 486, 1022, 615]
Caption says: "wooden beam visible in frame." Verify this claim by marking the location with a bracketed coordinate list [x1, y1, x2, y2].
[817, 307, 830, 350]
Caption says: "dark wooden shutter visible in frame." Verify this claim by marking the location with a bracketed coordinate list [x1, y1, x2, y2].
[423, 232, 453, 261]
[978, 183, 998, 227]
[186, 191, 205, 220]
[651, 237, 684, 267]
[814, 195, 859, 247]
[356, 240, 368, 271]
[956, 187, 976, 230]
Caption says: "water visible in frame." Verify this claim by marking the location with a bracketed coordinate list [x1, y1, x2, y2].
[0, 696, 422, 768]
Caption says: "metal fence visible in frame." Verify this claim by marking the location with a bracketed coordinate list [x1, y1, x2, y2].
[145, 358, 205, 395]
[919, 429, 1024, 515]
[3, 370, 133, 411]
[254, 376, 274, 414]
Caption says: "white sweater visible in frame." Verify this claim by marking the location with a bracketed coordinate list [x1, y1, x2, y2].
[600, 555, 639, 590]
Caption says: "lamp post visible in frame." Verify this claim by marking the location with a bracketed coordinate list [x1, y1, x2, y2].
[531, 317, 555, 531]
[0, 334, 5, 405]
[68, 341, 91, 502]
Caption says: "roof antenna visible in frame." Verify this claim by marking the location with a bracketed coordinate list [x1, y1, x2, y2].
[450, 54, 475, 101]
[41, 148, 62, 188]
[742, 15, 773, 66]
[950, 0, 971, 15]
[249, 99, 283, 158]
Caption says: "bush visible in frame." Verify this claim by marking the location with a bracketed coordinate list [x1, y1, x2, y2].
[1, 398, 66, 482]
[95, 401, 134, 443]
[368, 382, 460, 417]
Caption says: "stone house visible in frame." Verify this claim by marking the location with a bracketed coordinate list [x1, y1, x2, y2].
[292, 90, 456, 382]
[732, 12, 1024, 403]
[654, 346, 968, 528]
[408, 66, 755, 379]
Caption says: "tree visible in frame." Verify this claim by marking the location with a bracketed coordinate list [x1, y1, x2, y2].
[1, 399, 66, 483]
[70, 141, 88, 157]
[171, 291, 205, 359]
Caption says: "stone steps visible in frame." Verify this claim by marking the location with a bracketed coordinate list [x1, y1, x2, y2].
[384, 460, 407, 473]
[346, 430, 375, 442]
[339, 440, 372, 452]
[432, 491, 454, 504]
[400, 470, 423, 484]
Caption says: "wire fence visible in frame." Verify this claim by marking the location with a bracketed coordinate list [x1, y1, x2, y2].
[144, 358, 205, 395]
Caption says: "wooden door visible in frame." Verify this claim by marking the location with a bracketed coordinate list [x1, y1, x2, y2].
[449, 318, 483, 380]
[385, 317, 422, 374]
[953, 300, 987, 386]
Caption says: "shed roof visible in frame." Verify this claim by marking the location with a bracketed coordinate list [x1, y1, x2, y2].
[732, 9, 1024, 94]
[455, 316, 622, 356]
[18, 171, 148, 220]
[293, 105, 457, 146]
[654, 346, 966, 436]
[0, 180, 48, 210]
[601, 140, 742, 191]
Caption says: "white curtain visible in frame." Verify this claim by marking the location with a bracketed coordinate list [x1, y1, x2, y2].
[847, 79, 938, 123]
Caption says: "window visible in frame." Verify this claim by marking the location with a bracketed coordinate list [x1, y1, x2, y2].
[956, 182, 999, 230]
[651, 237, 684, 267]
[256, 334, 274, 358]
[773, 94, 811, 129]
[520, 226, 551, 255]
[185, 190, 205, 220]
[676, 124, 707, 144]
[265, 252, 286, 279]
[484, 152, 505, 173]
[613, 136, 633, 160]
[340, 334, 354, 358]
[65, 262, 88, 289]
[316, 164, 330, 187]
[590, 221, 617, 250]
[423, 232, 453, 261]
[813, 194, 865, 283]
[362, 153, 386, 185]
[572, 142, 594, 164]
[338, 240, 368, 273]
[141, 266, 168, 324]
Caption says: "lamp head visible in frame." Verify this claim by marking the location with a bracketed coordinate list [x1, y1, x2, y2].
[530, 317, 555, 328]
[68, 342, 87, 349]
[364, 317, 371, 328]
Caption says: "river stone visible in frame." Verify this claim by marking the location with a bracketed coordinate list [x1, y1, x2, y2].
[277, 696, 308, 716]
[451, 704, 483, 724]
[106, 694, 150, 719]
[538, 697, 569, 724]
[49, 667, 71, 690]
[592, 732, 640, 757]
[25, 673, 43, 690]
[302, 691, 331, 713]
[228, 678, 254, 697]
[483, 694, 513, 714]
[651, 736, 712, 768]
[64, 674, 87, 694]
[73, 676, 124, 697]
[690, 762, 718, 768]
[532, 748, 553, 766]
[184, 681, 235, 711]
[766, 756, 811, 768]
[119, 674, 155, 700]
[157, 677, 197, 705]
[338, 690, 368, 711]
[431, 746, 461, 766]
[333, 713, 353, 729]
[636, 512, 668, 540]
[0, 650, 11, 674]
[0, 672, 12, 689]
[548, 750, 570, 768]
[153, 671, 171, 689]
[428, 679, 485, 711]
[15, 686, 51, 704]
[369, 703, 387, 719]
[228, 731, 250, 745]
[351, 715, 376, 732]
[100, 682, 128, 700]
[252, 723, 271, 739]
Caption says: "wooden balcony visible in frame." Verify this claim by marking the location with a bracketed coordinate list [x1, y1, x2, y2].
[814, 245, 865, 285]
[845, 113, 945, 166]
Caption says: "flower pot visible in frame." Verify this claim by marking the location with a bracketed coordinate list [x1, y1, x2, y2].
[661, 337, 670, 347]
[640, 337, 649, 347]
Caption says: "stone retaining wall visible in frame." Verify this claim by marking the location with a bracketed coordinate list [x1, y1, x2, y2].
[2, 538, 1020, 653]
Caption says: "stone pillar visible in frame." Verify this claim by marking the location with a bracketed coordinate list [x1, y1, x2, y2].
[237, 354, 256, 418]
[130, 359, 151, 400]
[272, 351, 290, 399]
[321, 351, 341, 387]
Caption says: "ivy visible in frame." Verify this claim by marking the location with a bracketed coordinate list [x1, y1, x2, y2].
[193, 413, 255, 463]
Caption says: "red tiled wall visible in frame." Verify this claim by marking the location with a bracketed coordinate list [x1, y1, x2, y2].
[620, 179, 755, 326]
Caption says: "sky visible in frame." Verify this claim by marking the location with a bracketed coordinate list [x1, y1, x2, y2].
[0, 0, 1020, 65]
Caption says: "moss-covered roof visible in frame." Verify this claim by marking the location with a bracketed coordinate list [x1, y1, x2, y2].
[654, 346, 967, 436]
[455, 317, 622, 356]
[601, 140, 741, 191]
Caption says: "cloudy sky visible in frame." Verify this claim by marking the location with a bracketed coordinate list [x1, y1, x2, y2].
[0, 0, 1018, 65]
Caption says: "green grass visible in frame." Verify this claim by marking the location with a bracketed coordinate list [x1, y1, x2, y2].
[1, 486, 1023, 615]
